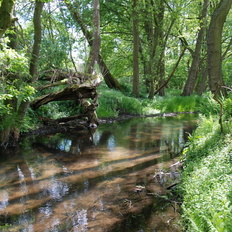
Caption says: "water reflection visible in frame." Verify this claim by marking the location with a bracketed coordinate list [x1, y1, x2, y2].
[0, 115, 197, 232]
[0, 190, 9, 211]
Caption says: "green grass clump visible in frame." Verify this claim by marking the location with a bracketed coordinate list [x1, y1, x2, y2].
[97, 86, 204, 118]
[180, 115, 232, 231]
[97, 88, 144, 117]
[157, 95, 202, 113]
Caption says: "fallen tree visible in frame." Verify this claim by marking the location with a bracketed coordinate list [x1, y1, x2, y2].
[30, 69, 102, 127]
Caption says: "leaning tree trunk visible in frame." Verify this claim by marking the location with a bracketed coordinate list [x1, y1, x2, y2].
[154, 47, 186, 95]
[182, 0, 209, 96]
[207, 0, 232, 95]
[65, 1, 123, 91]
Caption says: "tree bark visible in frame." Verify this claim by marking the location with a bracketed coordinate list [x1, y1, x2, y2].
[182, 0, 209, 96]
[30, 0, 44, 81]
[30, 75, 101, 109]
[30, 85, 98, 110]
[132, 0, 140, 97]
[85, 0, 100, 76]
[0, 0, 17, 38]
[18, 0, 44, 121]
[156, 0, 165, 96]
[142, 0, 157, 99]
[98, 54, 124, 90]
[207, 0, 232, 95]
[196, 62, 208, 95]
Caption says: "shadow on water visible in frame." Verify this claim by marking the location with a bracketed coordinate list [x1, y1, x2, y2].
[0, 115, 197, 232]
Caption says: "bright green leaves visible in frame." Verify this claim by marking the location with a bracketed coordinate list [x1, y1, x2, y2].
[0, 42, 35, 116]
[0, 81, 35, 114]
[180, 115, 232, 231]
[0, 41, 30, 78]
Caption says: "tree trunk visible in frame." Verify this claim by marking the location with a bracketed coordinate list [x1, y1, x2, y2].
[207, 0, 232, 95]
[196, 60, 208, 95]
[142, 0, 165, 99]
[85, 0, 100, 76]
[98, 54, 124, 90]
[65, 1, 123, 91]
[156, 0, 165, 96]
[132, 0, 140, 97]
[182, 0, 209, 96]
[142, 0, 157, 99]
[30, 0, 44, 81]
[0, 0, 17, 38]
[18, 0, 44, 126]
[154, 48, 186, 95]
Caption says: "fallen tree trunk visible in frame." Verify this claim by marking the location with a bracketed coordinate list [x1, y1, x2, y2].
[30, 75, 101, 110]
[30, 85, 97, 110]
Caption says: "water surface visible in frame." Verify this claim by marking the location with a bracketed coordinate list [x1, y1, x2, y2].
[0, 116, 197, 232]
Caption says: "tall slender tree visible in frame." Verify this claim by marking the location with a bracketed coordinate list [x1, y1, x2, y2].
[207, 0, 232, 95]
[182, 0, 209, 96]
[85, 0, 100, 76]
[132, 0, 140, 97]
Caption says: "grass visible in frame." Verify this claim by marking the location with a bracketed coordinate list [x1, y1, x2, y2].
[157, 95, 202, 113]
[96, 87, 144, 117]
[96, 85, 203, 118]
[179, 114, 232, 231]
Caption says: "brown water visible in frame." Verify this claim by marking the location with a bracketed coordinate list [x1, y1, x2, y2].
[0, 116, 197, 232]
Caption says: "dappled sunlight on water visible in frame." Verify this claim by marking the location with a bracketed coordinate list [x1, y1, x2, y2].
[0, 116, 197, 231]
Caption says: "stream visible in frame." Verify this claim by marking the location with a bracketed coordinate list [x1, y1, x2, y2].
[0, 115, 197, 232]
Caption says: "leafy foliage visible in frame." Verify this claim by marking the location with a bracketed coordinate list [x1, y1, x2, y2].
[179, 113, 232, 231]
[0, 44, 35, 118]
[0, 43, 29, 77]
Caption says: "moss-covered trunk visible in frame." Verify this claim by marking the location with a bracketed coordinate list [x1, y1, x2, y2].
[0, 0, 16, 38]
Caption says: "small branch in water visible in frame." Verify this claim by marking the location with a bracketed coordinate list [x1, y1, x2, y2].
[146, 192, 182, 212]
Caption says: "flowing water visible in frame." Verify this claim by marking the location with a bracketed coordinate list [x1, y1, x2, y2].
[0, 115, 197, 232]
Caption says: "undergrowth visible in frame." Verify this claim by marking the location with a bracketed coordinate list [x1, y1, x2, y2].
[179, 114, 232, 231]
[96, 85, 203, 118]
